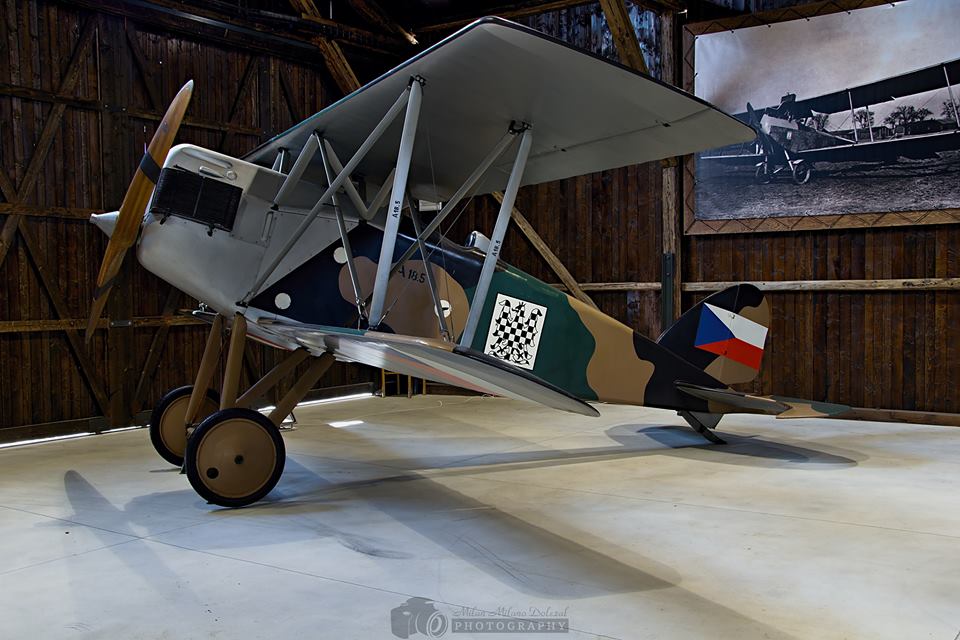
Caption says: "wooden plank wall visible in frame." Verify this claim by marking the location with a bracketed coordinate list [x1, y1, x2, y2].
[687, 228, 960, 412]
[0, 1, 374, 435]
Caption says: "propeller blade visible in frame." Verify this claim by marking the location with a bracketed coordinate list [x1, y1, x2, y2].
[85, 80, 194, 342]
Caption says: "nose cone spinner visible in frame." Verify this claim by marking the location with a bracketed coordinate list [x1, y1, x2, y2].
[90, 211, 120, 238]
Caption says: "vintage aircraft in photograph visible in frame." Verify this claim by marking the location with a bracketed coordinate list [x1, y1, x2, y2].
[700, 58, 960, 184]
[85, 17, 851, 508]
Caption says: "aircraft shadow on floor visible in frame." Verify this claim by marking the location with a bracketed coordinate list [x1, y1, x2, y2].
[302, 421, 863, 478]
[57, 460, 799, 637]
[271, 458, 802, 637]
[61, 470, 202, 604]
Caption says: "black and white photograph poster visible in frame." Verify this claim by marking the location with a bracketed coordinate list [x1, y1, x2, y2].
[693, 0, 960, 221]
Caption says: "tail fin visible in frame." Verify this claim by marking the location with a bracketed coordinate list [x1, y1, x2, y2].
[657, 284, 769, 386]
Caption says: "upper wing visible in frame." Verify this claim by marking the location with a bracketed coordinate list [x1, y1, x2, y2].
[244, 17, 755, 201]
[259, 319, 599, 417]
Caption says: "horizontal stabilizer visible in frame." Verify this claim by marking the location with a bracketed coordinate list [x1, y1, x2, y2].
[676, 382, 851, 419]
[259, 319, 599, 417]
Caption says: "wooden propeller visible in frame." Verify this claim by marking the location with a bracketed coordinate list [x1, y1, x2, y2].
[85, 80, 194, 342]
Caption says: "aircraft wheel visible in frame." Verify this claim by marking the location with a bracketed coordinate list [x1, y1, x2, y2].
[754, 165, 772, 184]
[185, 408, 285, 508]
[791, 160, 812, 185]
[149, 385, 219, 466]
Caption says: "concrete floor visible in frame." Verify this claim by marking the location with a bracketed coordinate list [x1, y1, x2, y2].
[1, 395, 960, 640]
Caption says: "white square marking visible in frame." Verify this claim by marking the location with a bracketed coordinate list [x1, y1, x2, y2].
[482, 293, 548, 371]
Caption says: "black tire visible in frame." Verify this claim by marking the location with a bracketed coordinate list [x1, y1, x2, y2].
[149, 385, 220, 466]
[184, 408, 286, 508]
[791, 160, 812, 185]
[754, 164, 772, 184]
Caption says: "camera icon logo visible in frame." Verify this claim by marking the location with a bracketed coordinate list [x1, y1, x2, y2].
[390, 597, 449, 638]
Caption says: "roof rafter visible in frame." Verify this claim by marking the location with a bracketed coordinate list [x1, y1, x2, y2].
[598, 0, 649, 74]
[291, 0, 363, 95]
[348, 0, 418, 45]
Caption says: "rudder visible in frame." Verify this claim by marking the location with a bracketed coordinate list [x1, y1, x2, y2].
[657, 284, 769, 386]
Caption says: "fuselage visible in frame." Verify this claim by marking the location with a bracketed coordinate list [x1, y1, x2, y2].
[124, 144, 722, 412]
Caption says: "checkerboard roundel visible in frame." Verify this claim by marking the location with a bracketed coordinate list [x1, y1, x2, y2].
[482, 293, 548, 370]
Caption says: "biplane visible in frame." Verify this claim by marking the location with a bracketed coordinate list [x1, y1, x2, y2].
[85, 17, 850, 508]
[700, 58, 960, 184]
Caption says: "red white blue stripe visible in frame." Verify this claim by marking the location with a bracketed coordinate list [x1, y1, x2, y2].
[694, 303, 768, 369]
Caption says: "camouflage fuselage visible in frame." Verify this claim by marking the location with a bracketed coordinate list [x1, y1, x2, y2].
[252, 223, 729, 412]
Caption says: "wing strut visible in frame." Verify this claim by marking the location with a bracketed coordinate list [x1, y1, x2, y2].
[240, 83, 413, 304]
[406, 193, 450, 340]
[273, 133, 319, 208]
[368, 76, 425, 327]
[271, 148, 288, 173]
[322, 138, 373, 219]
[460, 124, 533, 347]
[319, 138, 366, 317]
[383, 130, 515, 279]
[352, 126, 518, 326]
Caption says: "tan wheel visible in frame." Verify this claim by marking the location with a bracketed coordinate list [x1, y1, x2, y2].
[184, 408, 285, 508]
[149, 386, 219, 466]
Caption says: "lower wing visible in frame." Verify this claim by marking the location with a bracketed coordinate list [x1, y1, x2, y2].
[258, 319, 599, 417]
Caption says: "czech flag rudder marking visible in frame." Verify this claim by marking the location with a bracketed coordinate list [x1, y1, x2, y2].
[694, 303, 768, 370]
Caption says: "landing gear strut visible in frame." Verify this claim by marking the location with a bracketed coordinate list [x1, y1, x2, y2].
[149, 312, 334, 507]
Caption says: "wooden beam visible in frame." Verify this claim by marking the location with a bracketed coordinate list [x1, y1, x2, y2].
[64, 0, 400, 56]
[278, 66, 303, 123]
[0, 315, 204, 334]
[124, 25, 162, 110]
[217, 55, 259, 151]
[17, 19, 97, 204]
[0, 203, 98, 220]
[314, 36, 362, 94]
[347, 0, 418, 45]
[683, 279, 960, 293]
[660, 11, 681, 324]
[293, 0, 363, 95]
[598, 0, 648, 74]
[0, 81, 101, 110]
[0, 82, 263, 136]
[553, 278, 960, 293]
[418, 1, 593, 33]
[17, 219, 110, 415]
[131, 286, 180, 413]
[0, 216, 19, 268]
[0, 17, 97, 268]
[298, 12, 408, 49]
[551, 281, 661, 292]
[0, 164, 18, 202]
[491, 191, 598, 309]
[842, 407, 960, 428]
